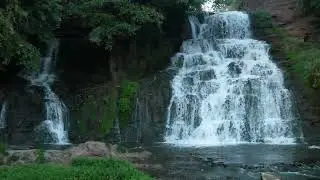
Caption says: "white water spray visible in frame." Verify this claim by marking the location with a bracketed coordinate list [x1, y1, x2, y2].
[0, 101, 7, 129]
[32, 41, 69, 144]
[165, 11, 299, 146]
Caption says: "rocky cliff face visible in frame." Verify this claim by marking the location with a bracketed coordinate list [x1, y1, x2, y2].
[242, 0, 314, 38]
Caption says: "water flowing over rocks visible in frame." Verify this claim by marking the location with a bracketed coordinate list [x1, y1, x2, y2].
[31, 40, 69, 144]
[165, 11, 301, 146]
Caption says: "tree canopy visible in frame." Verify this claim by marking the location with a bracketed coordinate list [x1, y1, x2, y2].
[0, 0, 205, 72]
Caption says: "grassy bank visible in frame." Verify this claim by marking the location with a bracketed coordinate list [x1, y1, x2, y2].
[0, 158, 152, 180]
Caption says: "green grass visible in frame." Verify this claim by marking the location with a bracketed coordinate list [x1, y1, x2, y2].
[0, 158, 153, 180]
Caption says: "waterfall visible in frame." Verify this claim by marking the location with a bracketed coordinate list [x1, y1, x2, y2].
[165, 11, 300, 146]
[0, 101, 7, 129]
[188, 16, 200, 39]
[32, 40, 69, 144]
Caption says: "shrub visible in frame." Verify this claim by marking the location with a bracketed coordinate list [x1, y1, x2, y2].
[119, 80, 139, 127]
[0, 142, 6, 155]
[250, 10, 274, 37]
[35, 148, 45, 164]
[0, 158, 153, 180]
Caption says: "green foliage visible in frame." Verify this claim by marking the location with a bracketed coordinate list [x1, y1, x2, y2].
[279, 33, 320, 89]
[0, 158, 153, 180]
[73, 88, 117, 138]
[0, 10, 40, 71]
[100, 90, 117, 134]
[300, 0, 320, 15]
[250, 10, 274, 37]
[35, 148, 45, 164]
[0, 0, 62, 71]
[250, 9, 320, 89]
[0, 142, 6, 155]
[119, 80, 139, 127]
[65, 0, 164, 50]
[215, 0, 234, 5]
[229, 0, 243, 10]
[299, 0, 320, 28]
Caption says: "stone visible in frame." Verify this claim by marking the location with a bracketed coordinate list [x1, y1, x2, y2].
[228, 62, 242, 77]
[45, 150, 71, 164]
[261, 172, 281, 180]
[199, 69, 216, 81]
[5, 150, 37, 164]
[3, 141, 155, 173]
[67, 141, 111, 158]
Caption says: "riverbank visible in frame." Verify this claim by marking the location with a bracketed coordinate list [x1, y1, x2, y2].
[0, 158, 152, 180]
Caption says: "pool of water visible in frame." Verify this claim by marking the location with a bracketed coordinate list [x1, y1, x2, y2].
[144, 143, 320, 179]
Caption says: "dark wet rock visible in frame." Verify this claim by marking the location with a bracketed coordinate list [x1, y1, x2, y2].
[251, 64, 273, 76]
[199, 69, 216, 81]
[182, 77, 195, 86]
[184, 54, 207, 68]
[122, 71, 172, 145]
[228, 62, 242, 77]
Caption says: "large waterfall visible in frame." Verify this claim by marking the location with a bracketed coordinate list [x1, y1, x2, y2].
[32, 41, 69, 144]
[0, 101, 7, 129]
[165, 11, 299, 146]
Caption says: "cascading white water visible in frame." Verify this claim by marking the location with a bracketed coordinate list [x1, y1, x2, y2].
[0, 101, 7, 129]
[32, 41, 69, 144]
[165, 11, 299, 146]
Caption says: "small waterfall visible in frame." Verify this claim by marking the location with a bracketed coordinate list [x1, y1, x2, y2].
[165, 11, 300, 146]
[32, 40, 69, 144]
[189, 16, 200, 39]
[0, 101, 7, 129]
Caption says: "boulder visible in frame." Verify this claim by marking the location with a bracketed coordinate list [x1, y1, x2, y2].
[5, 150, 37, 164]
[3, 141, 155, 170]
[261, 172, 281, 180]
[67, 141, 112, 158]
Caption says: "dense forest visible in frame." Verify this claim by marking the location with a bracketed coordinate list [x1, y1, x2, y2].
[0, 0, 204, 74]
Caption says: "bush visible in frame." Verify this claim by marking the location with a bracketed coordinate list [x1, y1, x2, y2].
[250, 8, 320, 89]
[35, 148, 45, 164]
[281, 36, 320, 89]
[119, 80, 139, 127]
[0, 158, 153, 180]
[0, 143, 6, 155]
[250, 10, 274, 37]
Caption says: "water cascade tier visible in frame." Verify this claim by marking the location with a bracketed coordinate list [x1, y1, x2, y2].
[0, 101, 7, 129]
[32, 41, 69, 144]
[165, 11, 300, 146]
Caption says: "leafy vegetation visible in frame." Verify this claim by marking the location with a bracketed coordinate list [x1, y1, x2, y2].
[0, 142, 6, 155]
[64, 0, 164, 50]
[300, 0, 320, 15]
[0, 158, 153, 180]
[119, 80, 139, 127]
[250, 10, 320, 89]
[250, 10, 274, 37]
[71, 86, 118, 141]
[299, 0, 320, 28]
[278, 31, 320, 89]
[35, 148, 45, 164]
[0, 0, 205, 73]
